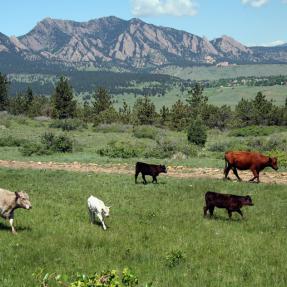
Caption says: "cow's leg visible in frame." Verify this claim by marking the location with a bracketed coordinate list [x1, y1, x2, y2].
[232, 167, 242, 181]
[227, 209, 232, 219]
[135, 171, 139, 184]
[88, 209, 94, 224]
[236, 209, 243, 218]
[249, 169, 259, 183]
[208, 206, 215, 217]
[203, 206, 208, 217]
[8, 214, 16, 234]
[224, 163, 232, 180]
[152, 176, 157, 184]
[97, 214, 107, 230]
[142, 174, 147, 184]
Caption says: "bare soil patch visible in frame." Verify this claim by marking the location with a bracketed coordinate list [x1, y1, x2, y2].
[0, 160, 286, 185]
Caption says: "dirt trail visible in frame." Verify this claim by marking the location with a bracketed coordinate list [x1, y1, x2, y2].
[0, 159, 287, 185]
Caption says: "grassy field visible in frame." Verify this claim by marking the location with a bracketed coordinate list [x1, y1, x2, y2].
[156, 64, 287, 81]
[0, 115, 286, 169]
[114, 85, 287, 110]
[0, 168, 287, 286]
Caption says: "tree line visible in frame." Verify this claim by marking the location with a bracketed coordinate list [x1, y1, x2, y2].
[1, 72, 287, 138]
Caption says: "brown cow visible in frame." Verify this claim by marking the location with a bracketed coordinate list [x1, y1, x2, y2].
[224, 151, 278, 183]
[203, 191, 254, 219]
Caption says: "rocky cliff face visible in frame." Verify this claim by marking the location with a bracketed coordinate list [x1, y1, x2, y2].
[1, 16, 286, 70]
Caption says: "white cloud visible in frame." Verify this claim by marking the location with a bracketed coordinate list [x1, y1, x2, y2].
[131, 0, 198, 17]
[261, 40, 286, 47]
[241, 0, 269, 7]
[282, 0, 287, 3]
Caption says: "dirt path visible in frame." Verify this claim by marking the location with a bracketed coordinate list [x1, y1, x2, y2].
[1, 159, 287, 185]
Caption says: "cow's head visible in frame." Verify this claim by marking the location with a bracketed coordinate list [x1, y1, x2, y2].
[242, 195, 254, 206]
[269, 157, 278, 171]
[102, 206, 110, 217]
[160, 165, 167, 173]
[15, 191, 32, 210]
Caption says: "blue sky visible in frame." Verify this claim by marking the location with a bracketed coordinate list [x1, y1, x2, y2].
[0, 0, 286, 46]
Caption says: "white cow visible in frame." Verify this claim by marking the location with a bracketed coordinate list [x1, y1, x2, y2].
[87, 195, 110, 230]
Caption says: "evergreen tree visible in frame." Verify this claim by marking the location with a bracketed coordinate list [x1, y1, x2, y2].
[159, 105, 170, 125]
[92, 88, 112, 115]
[0, 73, 9, 111]
[51, 76, 76, 119]
[186, 82, 207, 117]
[169, 100, 189, 131]
[119, 100, 131, 124]
[132, 96, 156, 125]
[187, 117, 207, 146]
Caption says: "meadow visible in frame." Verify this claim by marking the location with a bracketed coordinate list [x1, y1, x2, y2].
[114, 85, 287, 109]
[1, 168, 287, 287]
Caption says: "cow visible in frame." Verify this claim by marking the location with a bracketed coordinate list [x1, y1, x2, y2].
[0, 188, 32, 234]
[203, 191, 253, 219]
[87, 195, 110, 230]
[135, 162, 167, 184]
[224, 151, 278, 183]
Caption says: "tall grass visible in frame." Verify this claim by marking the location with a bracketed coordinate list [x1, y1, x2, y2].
[0, 168, 287, 286]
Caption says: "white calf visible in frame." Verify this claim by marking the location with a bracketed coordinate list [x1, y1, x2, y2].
[87, 195, 110, 230]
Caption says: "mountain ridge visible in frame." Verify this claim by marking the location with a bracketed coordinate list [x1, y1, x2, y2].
[1, 16, 287, 71]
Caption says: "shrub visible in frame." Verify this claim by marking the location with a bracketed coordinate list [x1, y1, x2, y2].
[20, 142, 52, 156]
[20, 133, 73, 156]
[133, 125, 159, 140]
[165, 250, 185, 268]
[50, 119, 87, 131]
[41, 132, 73, 153]
[187, 118, 207, 146]
[33, 268, 140, 287]
[94, 123, 133, 133]
[0, 136, 27, 147]
[228, 126, 284, 137]
[97, 140, 143, 158]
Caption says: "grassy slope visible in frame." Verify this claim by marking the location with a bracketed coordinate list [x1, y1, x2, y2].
[0, 168, 287, 286]
[156, 64, 287, 81]
[0, 117, 286, 169]
[114, 85, 287, 110]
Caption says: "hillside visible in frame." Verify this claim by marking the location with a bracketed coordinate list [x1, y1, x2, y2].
[1, 16, 287, 72]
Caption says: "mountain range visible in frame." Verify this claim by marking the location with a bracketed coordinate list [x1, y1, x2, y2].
[0, 16, 287, 72]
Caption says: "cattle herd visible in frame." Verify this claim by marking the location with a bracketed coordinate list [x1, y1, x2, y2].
[0, 151, 279, 233]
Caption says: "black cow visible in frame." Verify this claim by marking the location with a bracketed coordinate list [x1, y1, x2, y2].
[135, 162, 167, 184]
[203, 191, 253, 219]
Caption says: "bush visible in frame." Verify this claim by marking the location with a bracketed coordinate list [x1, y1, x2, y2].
[20, 142, 52, 156]
[187, 118, 207, 146]
[133, 125, 159, 140]
[33, 268, 140, 287]
[165, 250, 185, 268]
[20, 133, 73, 156]
[94, 123, 133, 133]
[41, 132, 73, 153]
[49, 119, 87, 131]
[228, 126, 284, 137]
[97, 140, 144, 158]
[0, 136, 27, 147]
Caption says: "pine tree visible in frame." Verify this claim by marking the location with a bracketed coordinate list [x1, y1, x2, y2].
[132, 96, 156, 125]
[119, 100, 131, 124]
[51, 76, 76, 119]
[0, 73, 9, 111]
[92, 88, 112, 115]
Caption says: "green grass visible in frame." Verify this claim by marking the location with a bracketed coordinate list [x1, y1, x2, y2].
[156, 64, 287, 81]
[0, 168, 287, 286]
[114, 85, 287, 110]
